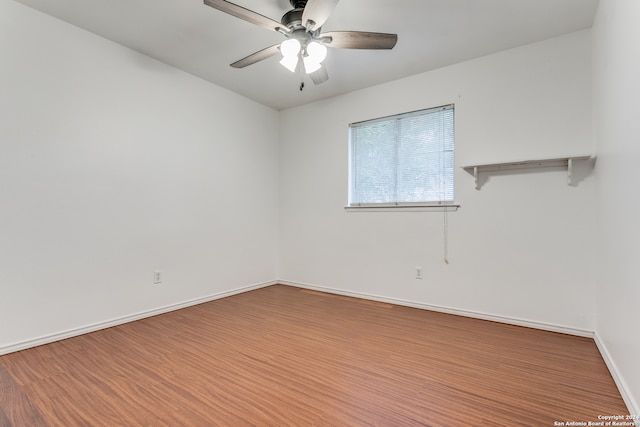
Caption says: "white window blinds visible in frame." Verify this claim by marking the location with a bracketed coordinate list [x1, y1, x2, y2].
[349, 105, 455, 206]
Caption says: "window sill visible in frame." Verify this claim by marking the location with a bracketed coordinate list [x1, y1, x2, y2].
[345, 203, 460, 212]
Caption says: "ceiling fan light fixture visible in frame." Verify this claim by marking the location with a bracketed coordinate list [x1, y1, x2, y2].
[303, 56, 321, 74]
[307, 41, 327, 63]
[280, 55, 299, 72]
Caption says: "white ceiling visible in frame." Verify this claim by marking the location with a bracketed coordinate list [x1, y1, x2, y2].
[15, 0, 599, 110]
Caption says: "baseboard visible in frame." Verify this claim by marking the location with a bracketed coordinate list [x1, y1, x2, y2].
[0, 280, 277, 356]
[279, 280, 594, 338]
[594, 332, 639, 416]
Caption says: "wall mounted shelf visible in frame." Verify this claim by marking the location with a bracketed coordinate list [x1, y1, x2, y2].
[462, 156, 593, 190]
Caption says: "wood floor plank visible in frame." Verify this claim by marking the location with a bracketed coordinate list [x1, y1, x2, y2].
[0, 284, 630, 426]
[0, 365, 48, 427]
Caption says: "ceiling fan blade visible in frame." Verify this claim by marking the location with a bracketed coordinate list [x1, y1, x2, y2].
[231, 44, 281, 68]
[309, 65, 329, 85]
[320, 31, 398, 50]
[302, 0, 340, 30]
[203, 0, 286, 33]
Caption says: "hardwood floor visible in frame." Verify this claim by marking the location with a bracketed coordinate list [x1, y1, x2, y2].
[0, 285, 629, 426]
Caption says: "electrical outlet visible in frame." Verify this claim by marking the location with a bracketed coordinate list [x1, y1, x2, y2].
[153, 271, 162, 284]
[415, 267, 423, 279]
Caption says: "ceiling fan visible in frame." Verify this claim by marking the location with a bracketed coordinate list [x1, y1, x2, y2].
[203, 0, 398, 87]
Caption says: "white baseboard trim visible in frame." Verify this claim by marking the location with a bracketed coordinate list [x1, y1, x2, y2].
[594, 332, 639, 416]
[0, 280, 277, 356]
[279, 280, 594, 338]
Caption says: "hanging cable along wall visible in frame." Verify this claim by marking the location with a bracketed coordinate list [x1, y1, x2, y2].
[443, 205, 449, 264]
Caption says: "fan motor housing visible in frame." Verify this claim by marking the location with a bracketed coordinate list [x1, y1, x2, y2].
[281, 8, 304, 29]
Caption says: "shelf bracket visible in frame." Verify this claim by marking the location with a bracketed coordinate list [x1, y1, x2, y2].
[473, 166, 479, 190]
[567, 157, 574, 186]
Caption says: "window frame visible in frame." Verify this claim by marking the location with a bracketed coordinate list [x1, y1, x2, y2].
[347, 104, 459, 212]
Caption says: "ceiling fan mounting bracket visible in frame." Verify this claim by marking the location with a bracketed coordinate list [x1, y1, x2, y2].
[289, 0, 308, 9]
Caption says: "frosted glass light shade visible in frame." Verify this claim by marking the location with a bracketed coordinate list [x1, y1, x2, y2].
[307, 41, 327, 63]
[280, 39, 301, 58]
[303, 56, 321, 74]
[280, 55, 299, 72]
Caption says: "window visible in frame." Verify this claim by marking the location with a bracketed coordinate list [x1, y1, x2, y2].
[348, 104, 455, 207]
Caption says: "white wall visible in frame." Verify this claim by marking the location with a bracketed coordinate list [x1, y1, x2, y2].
[0, 0, 279, 351]
[279, 30, 596, 332]
[593, 0, 640, 414]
